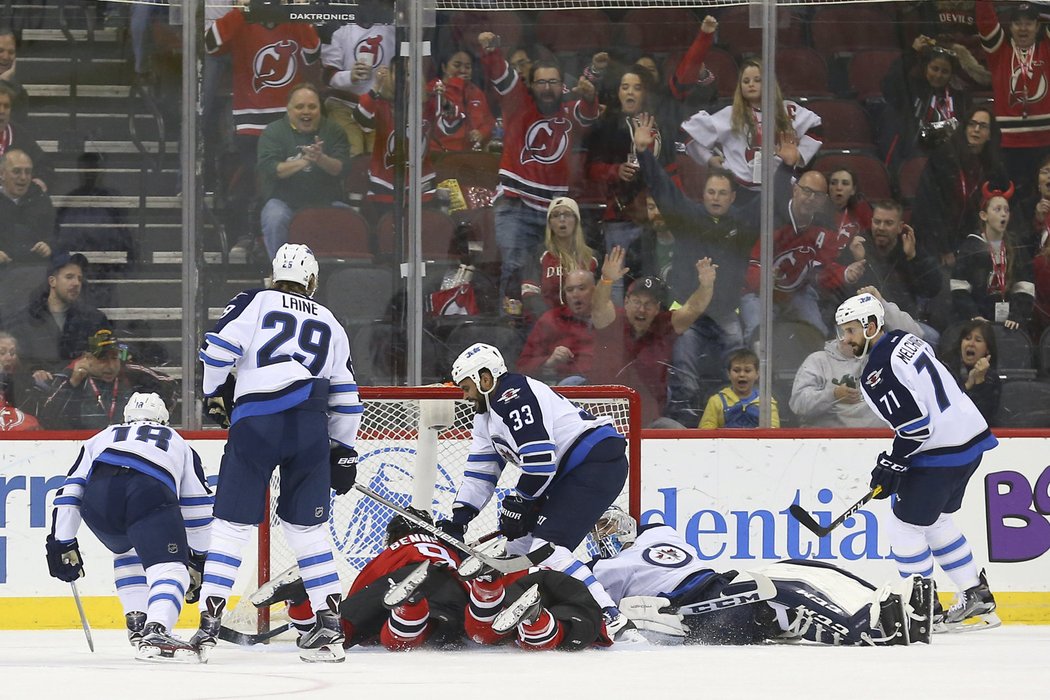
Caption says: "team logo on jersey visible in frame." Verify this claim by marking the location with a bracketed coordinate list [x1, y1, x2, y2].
[383, 127, 430, 171]
[496, 388, 521, 404]
[355, 34, 386, 67]
[770, 246, 820, 292]
[1010, 60, 1048, 107]
[865, 368, 884, 388]
[642, 543, 692, 568]
[252, 39, 302, 93]
[520, 117, 572, 165]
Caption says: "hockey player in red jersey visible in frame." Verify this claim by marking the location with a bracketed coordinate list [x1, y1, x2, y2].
[253, 508, 468, 651]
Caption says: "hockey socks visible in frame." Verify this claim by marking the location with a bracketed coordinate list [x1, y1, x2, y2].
[925, 515, 980, 592]
[113, 550, 148, 616]
[288, 599, 317, 635]
[198, 519, 252, 609]
[535, 543, 617, 610]
[380, 599, 432, 651]
[144, 562, 190, 633]
[282, 521, 344, 616]
[465, 578, 506, 645]
[516, 608, 563, 651]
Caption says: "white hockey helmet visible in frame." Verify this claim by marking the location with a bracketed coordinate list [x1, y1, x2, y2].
[835, 293, 885, 334]
[451, 343, 507, 394]
[591, 506, 637, 558]
[272, 243, 319, 295]
[123, 392, 169, 425]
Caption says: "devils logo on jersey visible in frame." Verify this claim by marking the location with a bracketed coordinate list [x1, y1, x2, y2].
[771, 246, 821, 292]
[355, 34, 386, 68]
[1010, 58, 1049, 108]
[382, 124, 431, 171]
[520, 117, 573, 166]
[253, 39, 301, 93]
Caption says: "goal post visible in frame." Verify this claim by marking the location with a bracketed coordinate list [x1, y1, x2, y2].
[248, 384, 641, 633]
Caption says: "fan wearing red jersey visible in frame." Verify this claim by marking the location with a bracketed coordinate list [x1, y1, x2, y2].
[253, 508, 468, 651]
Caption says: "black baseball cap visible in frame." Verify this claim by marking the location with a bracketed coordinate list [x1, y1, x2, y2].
[1011, 3, 1042, 21]
[626, 275, 667, 304]
[47, 252, 88, 276]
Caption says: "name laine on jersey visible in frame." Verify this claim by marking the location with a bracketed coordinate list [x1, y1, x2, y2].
[282, 295, 318, 315]
[894, 335, 924, 363]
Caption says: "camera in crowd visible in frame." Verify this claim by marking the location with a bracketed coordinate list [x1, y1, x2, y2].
[918, 117, 958, 148]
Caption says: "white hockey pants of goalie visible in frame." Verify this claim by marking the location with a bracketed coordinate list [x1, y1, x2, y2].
[886, 511, 980, 591]
[506, 535, 616, 609]
[199, 518, 343, 621]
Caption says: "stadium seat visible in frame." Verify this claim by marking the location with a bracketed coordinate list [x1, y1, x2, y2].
[444, 318, 524, 371]
[288, 208, 373, 260]
[535, 9, 613, 55]
[846, 49, 902, 100]
[775, 47, 831, 98]
[375, 210, 461, 263]
[343, 154, 372, 208]
[324, 266, 396, 327]
[446, 10, 524, 58]
[995, 380, 1050, 428]
[811, 151, 893, 200]
[617, 7, 701, 55]
[694, 46, 739, 98]
[714, 6, 807, 59]
[770, 320, 826, 379]
[897, 156, 928, 205]
[990, 325, 1035, 372]
[803, 99, 874, 150]
[811, 6, 899, 57]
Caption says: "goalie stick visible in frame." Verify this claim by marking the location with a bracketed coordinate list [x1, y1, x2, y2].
[353, 483, 555, 574]
[789, 485, 882, 538]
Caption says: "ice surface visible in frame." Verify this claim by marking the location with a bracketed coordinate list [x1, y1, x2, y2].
[3, 627, 1047, 700]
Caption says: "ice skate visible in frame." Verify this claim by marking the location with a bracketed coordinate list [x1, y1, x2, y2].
[189, 596, 226, 662]
[493, 583, 543, 634]
[297, 594, 346, 663]
[383, 561, 437, 608]
[125, 611, 146, 647]
[251, 565, 308, 608]
[942, 569, 1001, 632]
[135, 623, 202, 663]
[603, 605, 646, 643]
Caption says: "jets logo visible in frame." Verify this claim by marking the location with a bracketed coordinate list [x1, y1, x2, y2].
[252, 39, 301, 93]
[642, 543, 692, 568]
[770, 246, 820, 292]
[520, 117, 572, 165]
[497, 388, 521, 404]
[865, 368, 884, 388]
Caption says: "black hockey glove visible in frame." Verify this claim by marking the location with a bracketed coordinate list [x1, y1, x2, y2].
[330, 445, 358, 495]
[498, 494, 543, 541]
[436, 505, 478, 542]
[186, 549, 207, 604]
[204, 396, 231, 429]
[870, 452, 909, 499]
[45, 535, 85, 582]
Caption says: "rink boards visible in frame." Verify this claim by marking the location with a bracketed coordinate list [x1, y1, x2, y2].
[1, 431, 1047, 628]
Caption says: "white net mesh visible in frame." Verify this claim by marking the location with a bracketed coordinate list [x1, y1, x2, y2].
[226, 385, 640, 632]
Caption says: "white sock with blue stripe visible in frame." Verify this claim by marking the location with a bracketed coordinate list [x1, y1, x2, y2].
[281, 520, 342, 617]
[887, 511, 934, 578]
[533, 541, 616, 610]
[113, 550, 148, 615]
[199, 518, 253, 612]
[145, 561, 189, 631]
[925, 513, 980, 591]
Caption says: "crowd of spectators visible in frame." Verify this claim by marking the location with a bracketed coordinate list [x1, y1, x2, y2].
[3, 1, 1050, 430]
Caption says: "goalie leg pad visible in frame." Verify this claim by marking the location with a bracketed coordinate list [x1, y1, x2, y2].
[618, 596, 687, 641]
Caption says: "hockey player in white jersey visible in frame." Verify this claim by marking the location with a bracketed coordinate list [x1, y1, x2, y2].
[590, 507, 934, 646]
[836, 293, 1000, 630]
[46, 392, 213, 661]
[437, 342, 637, 638]
[194, 243, 363, 662]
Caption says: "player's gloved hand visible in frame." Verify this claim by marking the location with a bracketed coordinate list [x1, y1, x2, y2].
[870, 451, 908, 498]
[437, 505, 478, 541]
[45, 535, 85, 582]
[498, 494, 543, 541]
[204, 396, 230, 429]
[329, 445, 358, 495]
[186, 549, 207, 604]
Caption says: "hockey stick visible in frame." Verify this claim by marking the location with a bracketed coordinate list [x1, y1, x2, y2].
[789, 485, 883, 538]
[70, 581, 94, 652]
[672, 572, 778, 615]
[353, 483, 554, 574]
[218, 623, 291, 646]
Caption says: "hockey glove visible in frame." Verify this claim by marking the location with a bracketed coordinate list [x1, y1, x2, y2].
[45, 535, 85, 582]
[436, 505, 478, 541]
[870, 452, 909, 498]
[204, 396, 230, 429]
[330, 445, 358, 495]
[498, 494, 543, 541]
[186, 549, 207, 604]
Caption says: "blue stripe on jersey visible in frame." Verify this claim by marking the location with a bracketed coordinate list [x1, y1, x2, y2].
[298, 552, 334, 568]
[520, 442, 556, 455]
[932, 537, 966, 557]
[563, 424, 623, 474]
[912, 432, 998, 467]
[204, 333, 242, 356]
[330, 404, 364, 415]
[468, 453, 500, 463]
[464, 470, 499, 484]
[231, 381, 315, 423]
[95, 450, 177, 494]
[198, 350, 236, 368]
[114, 555, 142, 567]
[207, 289, 263, 335]
[115, 576, 147, 588]
[54, 496, 81, 506]
[330, 383, 359, 393]
[564, 561, 584, 576]
[179, 495, 214, 506]
[521, 463, 556, 475]
[64, 477, 87, 487]
[184, 517, 213, 528]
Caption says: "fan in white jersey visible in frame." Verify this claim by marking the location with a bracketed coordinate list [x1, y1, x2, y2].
[46, 392, 213, 661]
[836, 293, 1001, 631]
[681, 57, 822, 205]
[589, 507, 935, 647]
[193, 243, 364, 662]
[437, 342, 638, 639]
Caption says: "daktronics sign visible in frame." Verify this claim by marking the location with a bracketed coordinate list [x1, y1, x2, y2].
[986, 465, 1050, 563]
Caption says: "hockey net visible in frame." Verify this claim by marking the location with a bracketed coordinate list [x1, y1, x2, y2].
[228, 385, 641, 633]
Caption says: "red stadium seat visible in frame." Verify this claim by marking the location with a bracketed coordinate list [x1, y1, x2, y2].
[812, 151, 893, 201]
[897, 155, 928, 204]
[617, 7, 701, 55]
[811, 6, 899, 57]
[714, 5, 807, 58]
[288, 208, 373, 260]
[847, 49, 902, 100]
[447, 10, 524, 58]
[775, 47, 831, 98]
[376, 209, 461, 263]
[535, 9, 613, 55]
[665, 47, 738, 99]
[803, 98, 874, 150]
[343, 154, 372, 208]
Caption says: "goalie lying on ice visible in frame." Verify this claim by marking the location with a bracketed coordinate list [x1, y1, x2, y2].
[589, 507, 935, 646]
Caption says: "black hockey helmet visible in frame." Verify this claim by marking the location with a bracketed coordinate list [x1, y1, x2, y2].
[385, 507, 434, 545]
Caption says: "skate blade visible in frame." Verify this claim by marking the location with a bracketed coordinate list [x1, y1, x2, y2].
[611, 627, 649, 645]
[940, 611, 1002, 633]
[299, 644, 346, 663]
[383, 562, 430, 608]
[492, 585, 541, 634]
[135, 645, 204, 664]
[457, 555, 486, 580]
[250, 565, 300, 608]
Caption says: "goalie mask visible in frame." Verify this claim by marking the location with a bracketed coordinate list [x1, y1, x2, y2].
[591, 506, 637, 558]
[123, 392, 169, 425]
[386, 507, 434, 545]
[272, 243, 319, 297]
[451, 343, 507, 396]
